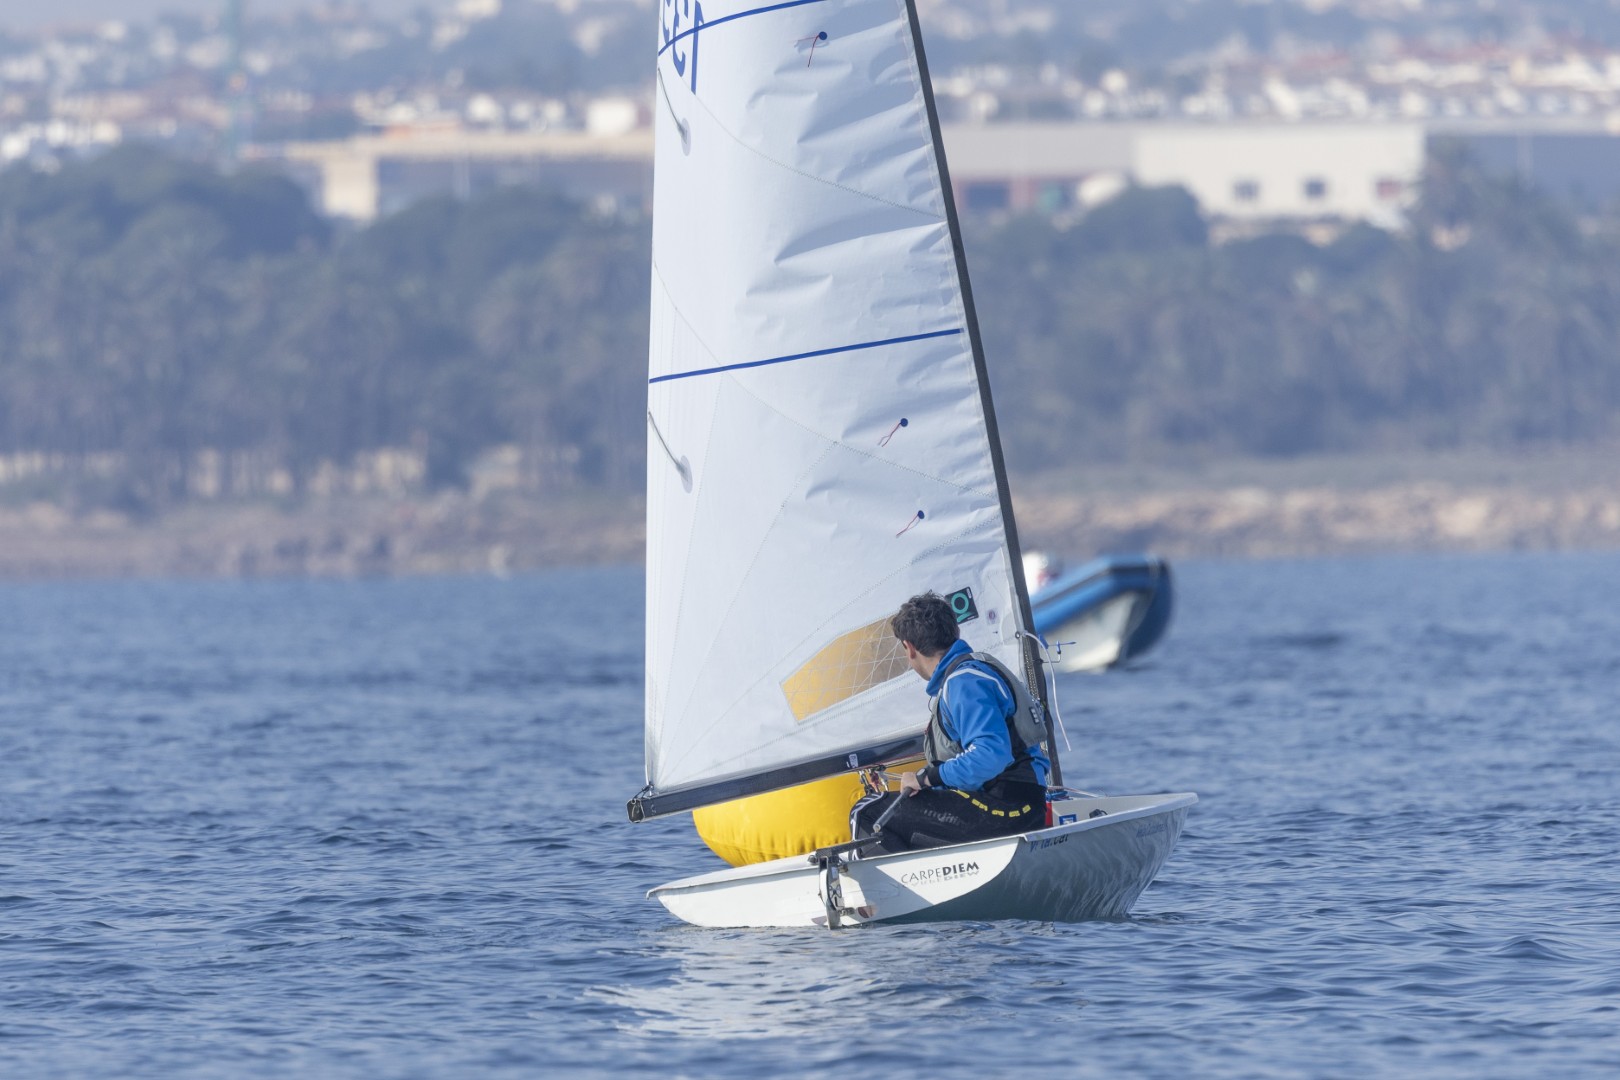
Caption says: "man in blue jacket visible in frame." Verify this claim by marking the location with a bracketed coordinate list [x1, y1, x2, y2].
[851, 592, 1050, 853]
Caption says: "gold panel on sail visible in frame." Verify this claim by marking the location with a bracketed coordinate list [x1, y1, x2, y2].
[780, 617, 910, 723]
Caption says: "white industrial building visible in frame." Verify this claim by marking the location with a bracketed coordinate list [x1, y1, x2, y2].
[271, 120, 1428, 228]
[946, 122, 1426, 228]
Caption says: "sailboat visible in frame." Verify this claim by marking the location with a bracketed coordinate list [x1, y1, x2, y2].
[630, 0, 1194, 928]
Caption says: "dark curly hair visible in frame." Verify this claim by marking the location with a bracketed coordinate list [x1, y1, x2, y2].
[890, 592, 960, 656]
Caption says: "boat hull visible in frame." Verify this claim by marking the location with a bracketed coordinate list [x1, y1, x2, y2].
[1031, 556, 1174, 672]
[650, 792, 1195, 929]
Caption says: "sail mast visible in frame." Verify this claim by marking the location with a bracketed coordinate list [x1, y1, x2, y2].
[900, 0, 1063, 785]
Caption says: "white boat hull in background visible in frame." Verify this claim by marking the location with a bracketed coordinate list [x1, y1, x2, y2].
[1046, 591, 1142, 672]
[650, 792, 1196, 929]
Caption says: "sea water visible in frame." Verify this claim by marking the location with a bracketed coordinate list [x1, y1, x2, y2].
[2, 554, 1618, 1078]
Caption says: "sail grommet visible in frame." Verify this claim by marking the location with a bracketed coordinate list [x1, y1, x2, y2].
[798, 30, 829, 66]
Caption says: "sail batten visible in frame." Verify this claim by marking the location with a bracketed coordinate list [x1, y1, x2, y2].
[636, 0, 1042, 820]
[650, 327, 964, 385]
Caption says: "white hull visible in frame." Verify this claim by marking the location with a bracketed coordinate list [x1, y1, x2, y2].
[1048, 592, 1143, 672]
[650, 792, 1196, 929]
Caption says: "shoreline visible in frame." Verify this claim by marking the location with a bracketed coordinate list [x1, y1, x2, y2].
[4, 454, 1619, 581]
[0, 490, 646, 582]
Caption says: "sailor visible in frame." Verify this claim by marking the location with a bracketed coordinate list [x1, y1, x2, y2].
[851, 592, 1050, 853]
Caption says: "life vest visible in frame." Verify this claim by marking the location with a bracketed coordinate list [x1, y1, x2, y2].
[923, 650, 1049, 789]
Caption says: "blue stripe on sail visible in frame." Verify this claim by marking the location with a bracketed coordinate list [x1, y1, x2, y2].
[649, 329, 964, 385]
[658, 0, 829, 58]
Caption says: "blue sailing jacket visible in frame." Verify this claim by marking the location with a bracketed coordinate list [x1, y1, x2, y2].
[925, 640, 1051, 792]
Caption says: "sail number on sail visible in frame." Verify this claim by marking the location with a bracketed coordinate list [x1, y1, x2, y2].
[660, 0, 705, 93]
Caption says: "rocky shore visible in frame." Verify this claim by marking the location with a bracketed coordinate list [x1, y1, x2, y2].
[3, 453, 1618, 580]
[0, 491, 645, 581]
[1016, 448, 1620, 559]
[1018, 482, 1620, 560]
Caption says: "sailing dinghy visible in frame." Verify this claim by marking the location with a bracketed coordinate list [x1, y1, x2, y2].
[630, 0, 1194, 928]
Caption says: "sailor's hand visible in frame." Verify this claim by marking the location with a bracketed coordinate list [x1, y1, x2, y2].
[900, 771, 923, 797]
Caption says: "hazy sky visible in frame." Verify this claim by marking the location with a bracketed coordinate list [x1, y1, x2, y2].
[4, 1, 434, 32]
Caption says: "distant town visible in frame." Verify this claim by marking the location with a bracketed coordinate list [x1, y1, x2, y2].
[8, 1, 1620, 227]
[5, 2, 1620, 576]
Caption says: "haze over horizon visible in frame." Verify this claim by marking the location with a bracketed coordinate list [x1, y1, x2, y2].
[3, 0, 431, 32]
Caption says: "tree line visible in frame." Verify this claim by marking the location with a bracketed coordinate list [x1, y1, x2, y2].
[0, 145, 648, 508]
[974, 144, 1620, 469]
[0, 142, 1617, 512]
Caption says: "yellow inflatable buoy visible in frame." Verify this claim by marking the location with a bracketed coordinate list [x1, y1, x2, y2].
[693, 760, 925, 866]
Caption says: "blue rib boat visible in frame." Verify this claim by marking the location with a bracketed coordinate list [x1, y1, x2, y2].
[1028, 555, 1173, 672]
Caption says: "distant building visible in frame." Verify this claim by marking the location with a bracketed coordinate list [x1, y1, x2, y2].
[946, 123, 1136, 215]
[264, 120, 1432, 228]
[946, 122, 1426, 228]
[1138, 124, 1425, 227]
[263, 129, 654, 221]
[274, 118, 1620, 234]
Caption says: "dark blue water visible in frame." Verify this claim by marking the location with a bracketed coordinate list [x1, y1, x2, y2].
[3, 554, 1618, 1077]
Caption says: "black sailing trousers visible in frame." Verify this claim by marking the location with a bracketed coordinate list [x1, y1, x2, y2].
[850, 781, 1045, 855]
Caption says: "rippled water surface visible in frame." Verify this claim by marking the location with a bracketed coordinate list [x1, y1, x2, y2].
[3, 554, 1619, 1077]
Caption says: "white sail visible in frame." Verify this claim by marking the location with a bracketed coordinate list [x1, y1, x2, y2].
[640, 0, 1030, 814]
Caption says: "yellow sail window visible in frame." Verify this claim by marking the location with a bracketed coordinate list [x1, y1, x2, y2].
[780, 617, 909, 723]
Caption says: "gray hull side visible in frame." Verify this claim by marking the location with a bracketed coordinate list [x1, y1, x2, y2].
[880, 805, 1189, 925]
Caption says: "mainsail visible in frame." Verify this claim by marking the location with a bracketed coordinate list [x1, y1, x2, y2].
[632, 0, 1045, 821]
